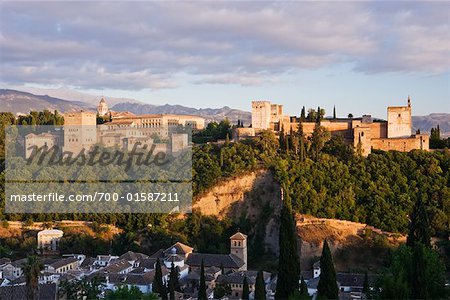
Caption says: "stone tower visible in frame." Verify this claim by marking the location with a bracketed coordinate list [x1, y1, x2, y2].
[230, 231, 248, 271]
[387, 96, 412, 138]
[97, 97, 109, 116]
[252, 101, 271, 130]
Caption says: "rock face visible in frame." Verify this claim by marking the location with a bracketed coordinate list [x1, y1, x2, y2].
[296, 214, 406, 272]
[194, 169, 281, 254]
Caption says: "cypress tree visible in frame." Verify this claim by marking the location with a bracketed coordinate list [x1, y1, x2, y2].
[168, 262, 179, 300]
[153, 259, 167, 300]
[333, 106, 336, 119]
[407, 194, 431, 248]
[275, 189, 300, 299]
[317, 240, 338, 299]
[362, 272, 369, 296]
[242, 275, 250, 300]
[299, 276, 310, 299]
[198, 260, 207, 300]
[279, 124, 286, 152]
[300, 106, 306, 121]
[254, 270, 266, 300]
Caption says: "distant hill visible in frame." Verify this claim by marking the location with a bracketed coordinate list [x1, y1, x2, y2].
[12, 86, 142, 107]
[412, 113, 450, 137]
[0, 89, 94, 115]
[112, 102, 252, 124]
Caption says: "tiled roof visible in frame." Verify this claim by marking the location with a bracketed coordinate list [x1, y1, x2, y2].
[80, 257, 96, 269]
[186, 253, 244, 269]
[50, 257, 78, 270]
[9, 276, 26, 285]
[216, 271, 269, 285]
[138, 258, 156, 269]
[230, 232, 247, 241]
[11, 258, 27, 268]
[336, 273, 378, 288]
[119, 251, 149, 262]
[164, 242, 194, 255]
[103, 260, 132, 273]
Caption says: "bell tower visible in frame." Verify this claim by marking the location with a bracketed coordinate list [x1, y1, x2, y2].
[230, 231, 247, 271]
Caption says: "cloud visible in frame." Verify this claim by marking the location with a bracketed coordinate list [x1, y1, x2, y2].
[0, 1, 449, 90]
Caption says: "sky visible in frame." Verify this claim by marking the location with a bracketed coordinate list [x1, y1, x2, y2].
[1, 1, 449, 119]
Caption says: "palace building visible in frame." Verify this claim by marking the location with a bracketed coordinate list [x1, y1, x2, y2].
[236, 97, 429, 156]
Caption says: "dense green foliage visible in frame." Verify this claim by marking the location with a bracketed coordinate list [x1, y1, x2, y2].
[192, 119, 231, 143]
[271, 143, 450, 235]
[376, 192, 448, 299]
[59, 276, 106, 300]
[430, 125, 450, 149]
[213, 283, 232, 299]
[377, 241, 447, 299]
[317, 240, 339, 299]
[105, 286, 159, 300]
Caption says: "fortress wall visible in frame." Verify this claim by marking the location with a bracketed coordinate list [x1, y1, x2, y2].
[371, 134, 429, 152]
[233, 127, 255, 140]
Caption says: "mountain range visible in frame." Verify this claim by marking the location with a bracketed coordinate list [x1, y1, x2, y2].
[1, 88, 448, 136]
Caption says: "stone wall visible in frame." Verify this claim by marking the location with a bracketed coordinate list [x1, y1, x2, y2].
[371, 134, 429, 152]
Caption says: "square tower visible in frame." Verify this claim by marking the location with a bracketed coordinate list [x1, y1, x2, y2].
[230, 231, 247, 271]
[63, 111, 97, 153]
[387, 97, 412, 138]
[252, 101, 271, 130]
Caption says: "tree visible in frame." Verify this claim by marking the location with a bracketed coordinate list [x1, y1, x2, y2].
[310, 124, 330, 161]
[362, 272, 369, 296]
[214, 283, 232, 299]
[300, 106, 306, 121]
[299, 276, 310, 299]
[254, 270, 266, 300]
[333, 106, 336, 119]
[106, 285, 145, 300]
[407, 194, 431, 248]
[198, 260, 207, 300]
[275, 191, 300, 299]
[348, 113, 353, 119]
[242, 275, 250, 300]
[153, 258, 167, 300]
[82, 275, 106, 300]
[379, 244, 447, 299]
[168, 262, 180, 300]
[317, 240, 338, 299]
[23, 255, 43, 300]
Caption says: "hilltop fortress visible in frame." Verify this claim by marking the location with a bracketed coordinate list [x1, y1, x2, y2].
[236, 97, 429, 156]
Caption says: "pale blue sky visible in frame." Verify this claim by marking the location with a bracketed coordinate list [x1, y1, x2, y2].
[1, 1, 449, 119]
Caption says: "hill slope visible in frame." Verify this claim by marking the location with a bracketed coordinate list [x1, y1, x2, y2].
[0, 89, 93, 114]
[413, 113, 450, 137]
[15, 86, 142, 106]
[112, 102, 252, 124]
